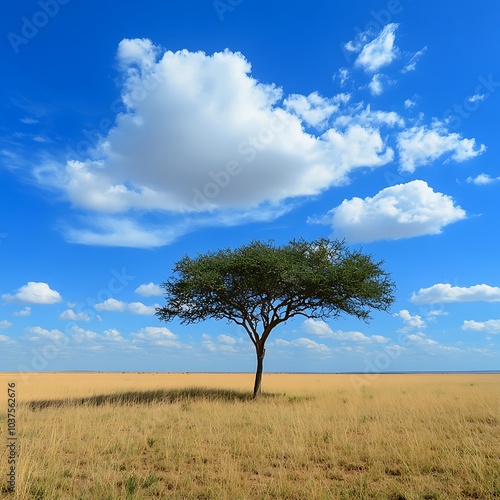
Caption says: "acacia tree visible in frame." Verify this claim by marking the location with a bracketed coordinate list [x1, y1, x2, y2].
[155, 238, 395, 397]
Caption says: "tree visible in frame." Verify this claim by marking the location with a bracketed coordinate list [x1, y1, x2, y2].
[155, 238, 395, 397]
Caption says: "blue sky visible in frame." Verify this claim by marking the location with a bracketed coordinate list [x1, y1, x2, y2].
[1, 0, 500, 374]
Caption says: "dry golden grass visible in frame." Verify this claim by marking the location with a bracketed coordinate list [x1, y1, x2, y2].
[0, 372, 499, 499]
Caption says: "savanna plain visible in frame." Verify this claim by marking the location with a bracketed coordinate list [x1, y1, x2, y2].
[0, 372, 499, 499]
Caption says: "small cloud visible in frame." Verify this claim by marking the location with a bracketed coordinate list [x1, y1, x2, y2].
[59, 309, 90, 321]
[397, 124, 486, 173]
[26, 326, 65, 341]
[412, 284, 500, 305]
[284, 92, 347, 128]
[20, 117, 39, 124]
[132, 326, 187, 348]
[466, 173, 500, 185]
[406, 332, 438, 345]
[371, 335, 390, 343]
[369, 74, 384, 96]
[127, 302, 157, 315]
[335, 68, 350, 87]
[103, 328, 125, 342]
[396, 309, 425, 331]
[387, 344, 406, 355]
[275, 337, 330, 352]
[33, 135, 49, 143]
[3, 282, 62, 305]
[468, 94, 485, 103]
[217, 334, 236, 345]
[202, 334, 217, 352]
[70, 325, 98, 342]
[462, 319, 500, 334]
[134, 282, 163, 297]
[303, 318, 388, 343]
[94, 298, 127, 312]
[0, 320, 12, 329]
[402, 46, 427, 73]
[427, 309, 448, 317]
[404, 99, 416, 109]
[13, 306, 31, 316]
[354, 24, 399, 73]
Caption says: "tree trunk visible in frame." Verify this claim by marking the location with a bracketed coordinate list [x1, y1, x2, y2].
[253, 343, 266, 398]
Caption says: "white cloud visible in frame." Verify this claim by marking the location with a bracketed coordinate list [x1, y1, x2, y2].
[94, 298, 127, 312]
[284, 92, 349, 128]
[94, 298, 157, 315]
[202, 334, 217, 352]
[132, 326, 187, 348]
[368, 74, 384, 96]
[0, 334, 14, 343]
[333, 105, 404, 129]
[355, 24, 399, 73]
[397, 125, 486, 173]
[37, 46, 316, 211]
[133, 326, 177, 340]
[63, 215, 186, 248]
[59, 309, 90, 321]
[316, 180, 466, 243]
[70, 325, 98, 342]
[303, 318, 333, 336]
[135, 282, 163, 297]
[217, 334, 237, 345]
[406, 332, 438, 345]
[335, 68, 350, 87]
[3, 282, 62, 304]
[427, 309, 448, 317]
[31, 40, 403, 248]
[303, 319, 389, 343]
[468, 94, 485, 103]
[274, 337, 330, 352]
[387, 344, 406, 355]
[116, 37, 161, 72]
[127, 302, 157, 315]
[411, 284, 500, 305]
[462, 320, 500, 334]
[103, 328, 125, 341]
[396, 309, 425, 331]
[12, 306, 31, 316]
[26, 326, 65, 341]
[371, 335, 390, 343]
[402, 46, 427, 73]
[466, 173, 500, 185]
[404, 99, 416, 109]
[20, 117, 39, 124]
[323, 124, 394, 177]
[0, 320, 12, 329]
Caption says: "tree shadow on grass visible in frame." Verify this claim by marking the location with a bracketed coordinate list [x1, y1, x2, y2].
[25, 387, 280, 411]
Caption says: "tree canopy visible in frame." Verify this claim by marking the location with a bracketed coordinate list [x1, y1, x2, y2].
[156, 238, 395, 396]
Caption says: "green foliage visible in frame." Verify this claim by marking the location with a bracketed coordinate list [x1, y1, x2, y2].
[156, 238, 395, 338]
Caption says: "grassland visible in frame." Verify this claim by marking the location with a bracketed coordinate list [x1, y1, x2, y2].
[0, 372, 499, 499]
